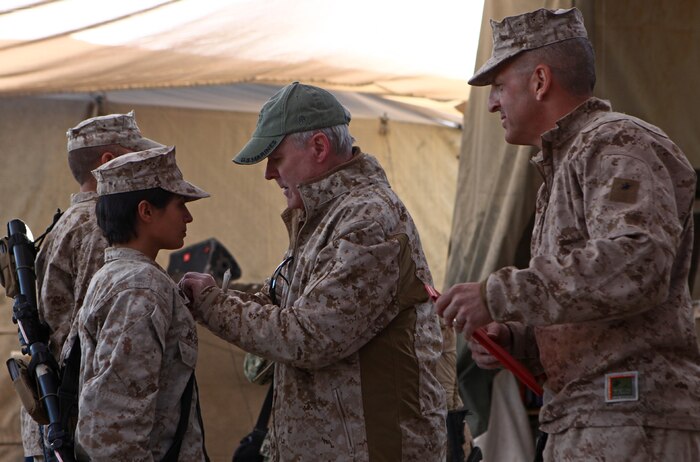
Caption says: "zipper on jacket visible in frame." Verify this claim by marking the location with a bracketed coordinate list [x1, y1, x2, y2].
[333, 388, 355, 455]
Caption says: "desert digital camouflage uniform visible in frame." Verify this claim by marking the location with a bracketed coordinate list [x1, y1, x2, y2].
[544, 426, 700, 460]
[35, 191, 107, 359]
[17, 112, 165, 460]
[19, 192, 109, 457]
[75, 247, 206, 461]
[191, 150, 447, 461]
[483, 98, 700, 449]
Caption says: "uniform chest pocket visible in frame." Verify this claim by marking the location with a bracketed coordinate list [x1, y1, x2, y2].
[178, 338, 197, 369]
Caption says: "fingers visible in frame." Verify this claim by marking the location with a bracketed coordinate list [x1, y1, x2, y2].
[467, 322, 513, 369]
[177, 275, 194, 300]
[468, 338, 501, 369]
[178, 272, 216, 301]
[434, 283, 467, 322]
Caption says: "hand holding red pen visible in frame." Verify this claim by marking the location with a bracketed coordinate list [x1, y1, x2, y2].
[432, 282, 493, 338]
[427, 284, 544, 396]
[469, 322, 511, 369]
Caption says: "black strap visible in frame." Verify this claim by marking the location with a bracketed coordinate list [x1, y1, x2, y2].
[231, 382, 273, 462]
[254, 382, 274, 431]
[445, 407, 469, 461]
[161, 373, 194, 462]
[33, 209, 63, 251]
[533, 431, 548, 462]
[194, 378, 211, 462]
[58, 337, 81, 444]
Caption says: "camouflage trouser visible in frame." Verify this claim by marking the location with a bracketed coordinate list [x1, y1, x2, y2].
[20, 406, 44, 459]
[544, 426, 700, 461]
[260, 434, 272, 462]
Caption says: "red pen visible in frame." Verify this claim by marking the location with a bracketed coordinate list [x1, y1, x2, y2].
[425, 285, 543, 396]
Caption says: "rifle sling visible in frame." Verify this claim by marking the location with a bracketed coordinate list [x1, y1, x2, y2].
[255, 381, 274, 432]
[161, 373, 195, 462]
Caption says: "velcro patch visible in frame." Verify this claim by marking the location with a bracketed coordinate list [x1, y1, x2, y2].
[608, 178, 640, 204]
[605, 371, 639, 403]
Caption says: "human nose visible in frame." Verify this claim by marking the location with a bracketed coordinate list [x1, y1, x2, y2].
[487, 87, 500, 113]
[264, 159, 278, 181]
[183, 205, 193, 223]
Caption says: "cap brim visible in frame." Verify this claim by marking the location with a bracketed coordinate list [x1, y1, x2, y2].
[131, 137, 165, 151]
[468, 61, 499, 86]
[165, 180, 210, 201]
[233, 135, 285, 165]
[468, 50, 524, 86]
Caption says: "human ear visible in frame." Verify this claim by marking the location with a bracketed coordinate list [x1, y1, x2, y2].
[100, 151, 115, 165]
[532, 64, 552, 101]
[137, 200, 153, 223]
[310, 132, 331, 163]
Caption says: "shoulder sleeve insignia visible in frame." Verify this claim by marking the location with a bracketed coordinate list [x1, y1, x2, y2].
[608, 177, 640, 204]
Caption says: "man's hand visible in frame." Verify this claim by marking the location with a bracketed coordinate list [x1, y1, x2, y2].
[178, 272, 216, 303]
[435, 282, 493, 338]
[469, 322, 511, 369]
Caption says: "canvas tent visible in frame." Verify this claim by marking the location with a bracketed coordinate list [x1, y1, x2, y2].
[5, 0, 698, 460]
[0, 1, 484, 460]
[448, 1, 700, 460]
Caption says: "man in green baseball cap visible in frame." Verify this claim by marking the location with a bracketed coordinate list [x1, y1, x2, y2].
[233, 81, 353, 210]
[233, 81, 351, 165]
[181, 82, 448, 460]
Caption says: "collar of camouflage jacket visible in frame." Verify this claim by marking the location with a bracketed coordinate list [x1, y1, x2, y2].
[533, 97, 612, 170]
[281, 148, 390, 223]
[70, 190, 99, 206]
[104, 246, 165, 272]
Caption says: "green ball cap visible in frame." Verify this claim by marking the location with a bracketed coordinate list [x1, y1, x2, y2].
[233, 82, 351, 165]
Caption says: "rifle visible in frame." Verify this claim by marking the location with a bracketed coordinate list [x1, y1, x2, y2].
[0, 218, 75, 462]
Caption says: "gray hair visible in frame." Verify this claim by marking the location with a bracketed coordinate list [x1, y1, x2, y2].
[288, 124, 355, 158]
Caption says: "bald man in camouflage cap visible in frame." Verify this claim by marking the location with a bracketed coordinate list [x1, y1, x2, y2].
[20, 112, 163, 461]
[436, 7, 700, 461]
[75, 146, 209, 461]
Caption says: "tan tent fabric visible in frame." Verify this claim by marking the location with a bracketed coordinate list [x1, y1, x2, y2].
[580, 1, 700, 168]
[473, 370, 536, 461]
[445, 0, 549, 289]
[0, 0, 477, 102]
[0, 2, 481, 459]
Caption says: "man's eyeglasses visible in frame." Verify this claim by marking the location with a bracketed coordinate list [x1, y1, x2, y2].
[270, 255, 293, 306]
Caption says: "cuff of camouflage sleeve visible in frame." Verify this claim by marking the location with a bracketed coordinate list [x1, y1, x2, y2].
[196, 285, 222, 318]
[479, 277, 491, 316]
[504, 321, 544, 375]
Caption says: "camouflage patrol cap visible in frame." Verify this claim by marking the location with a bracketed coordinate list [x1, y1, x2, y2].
[93, 146, 209, 200]
[233, 81, 351, 165]
[469, 8, 589, 86]
[67, 110, 164, 153]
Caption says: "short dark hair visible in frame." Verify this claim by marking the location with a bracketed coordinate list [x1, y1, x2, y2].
[68, 144, 131, 184]
[96, 188, 175, 245]
[518, 37, 596, 96]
